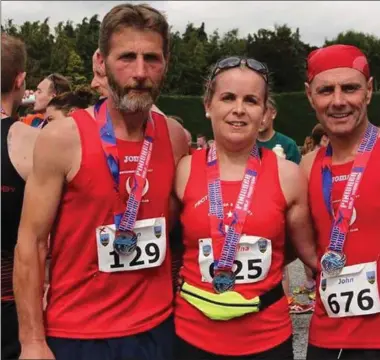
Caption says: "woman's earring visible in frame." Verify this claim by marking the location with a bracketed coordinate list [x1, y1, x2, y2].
[205, 112, 210, 118]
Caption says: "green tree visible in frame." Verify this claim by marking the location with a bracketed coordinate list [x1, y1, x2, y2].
[19, 19, 54, 88]
[75, 15, 101, 81]
[247, 25, 308, 92]
[66, 49, 87, 88]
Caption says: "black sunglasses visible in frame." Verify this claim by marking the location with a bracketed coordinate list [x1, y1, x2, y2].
[211, 56, 269, 83]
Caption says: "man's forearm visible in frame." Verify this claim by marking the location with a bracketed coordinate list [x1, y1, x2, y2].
[14, 239, 47, 345]
[287, 207, 318, 271]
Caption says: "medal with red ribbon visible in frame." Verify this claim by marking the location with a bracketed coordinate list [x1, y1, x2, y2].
[321, 123, 379, 276]
[206, 142, 261, 293]
[94, 99, 155, 256]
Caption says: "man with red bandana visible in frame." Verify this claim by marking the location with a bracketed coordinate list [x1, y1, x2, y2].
[301, 44, 380, 360]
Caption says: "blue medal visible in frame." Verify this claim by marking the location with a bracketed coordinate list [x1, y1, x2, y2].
[114, 230, 138, 256]
[212, 271, 236, 294]
[320, 250, 346, 277]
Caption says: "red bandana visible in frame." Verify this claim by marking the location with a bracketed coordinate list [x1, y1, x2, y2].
[307, 44, 370, 82]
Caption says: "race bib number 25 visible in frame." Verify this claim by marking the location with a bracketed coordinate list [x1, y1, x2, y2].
[198, 236, 272, 284]
[320, 261, 380, 318]
[96, 217, 166, 273]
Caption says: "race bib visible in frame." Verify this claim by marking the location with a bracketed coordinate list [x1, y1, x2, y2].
[96, 217, 166, 273]
[198, 236, 272, 284]
[320, 261, 380, 318]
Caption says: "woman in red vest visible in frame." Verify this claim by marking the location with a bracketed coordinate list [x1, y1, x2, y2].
[173, 56, 318, 359]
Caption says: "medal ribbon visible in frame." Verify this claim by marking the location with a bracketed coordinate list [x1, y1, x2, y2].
[206, 143, 261, 272]
[94, 98, 155, 231]
[322, 123, 379, 253]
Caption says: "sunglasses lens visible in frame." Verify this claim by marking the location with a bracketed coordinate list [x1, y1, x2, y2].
[246, 59, 266, 72]
[211, 57, 268, 82]
[218, 57, 241, 69]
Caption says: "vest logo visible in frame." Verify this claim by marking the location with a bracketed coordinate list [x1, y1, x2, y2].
[332, 175, 350, 183]
[124, 156, 139, 163]
[194, 195, 208, 208]
[126, 177, 149, 197]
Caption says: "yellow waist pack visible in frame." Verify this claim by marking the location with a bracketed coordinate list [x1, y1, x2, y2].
[180, 281, 284, 321]
[180, 281, 260, 321]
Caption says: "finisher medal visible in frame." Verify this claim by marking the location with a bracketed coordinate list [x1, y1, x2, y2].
[320, 250, 346, 277]
[114, 230, 138, 256]
[213, 271, 236, 294]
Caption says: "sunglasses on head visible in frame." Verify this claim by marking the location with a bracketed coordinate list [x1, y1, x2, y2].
[211, 56, 269, 83]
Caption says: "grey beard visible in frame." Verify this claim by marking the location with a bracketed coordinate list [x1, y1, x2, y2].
[109, 89, 153, 113]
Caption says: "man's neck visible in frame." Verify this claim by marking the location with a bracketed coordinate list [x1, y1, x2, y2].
[257, 128, 275, 142]
[1, 95, 15, 119]
[107, 98, 149, 141]
[329, 119, 370, 164]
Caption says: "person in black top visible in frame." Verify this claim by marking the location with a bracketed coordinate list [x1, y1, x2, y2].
[1, 33, 39, 360]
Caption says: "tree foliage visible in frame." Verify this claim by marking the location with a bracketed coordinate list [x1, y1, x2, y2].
[2, 18, 379, 92]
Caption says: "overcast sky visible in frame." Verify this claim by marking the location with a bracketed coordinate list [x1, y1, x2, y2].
[2, 1, 379, 46]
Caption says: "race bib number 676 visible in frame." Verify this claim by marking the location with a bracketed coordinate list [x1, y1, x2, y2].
[320, 261, 380, 318]
[96, 217, 166, 273]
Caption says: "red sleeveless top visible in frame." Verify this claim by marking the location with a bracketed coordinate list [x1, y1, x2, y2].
[175, 148, 291, 356]
[45, 109, 175, 338]
[308, 142, 380, 349]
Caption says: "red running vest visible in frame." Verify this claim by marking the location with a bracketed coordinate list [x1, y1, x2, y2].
[308, 142, 380, 349]
[45, 109, 175, 338]
[175, 149, 291, 356]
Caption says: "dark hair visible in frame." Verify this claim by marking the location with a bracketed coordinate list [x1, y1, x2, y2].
[46, 73, 71, 95]
[47, 88, 94, 116]
[99, 3, 170, 60]
[204, 57, 271, 107]
[311, 123, 327, 147]
[1, 33, 27, 93]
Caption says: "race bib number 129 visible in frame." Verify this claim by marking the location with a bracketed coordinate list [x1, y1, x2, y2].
[320, 261, 380, 318]
[96, 217, 166, 273]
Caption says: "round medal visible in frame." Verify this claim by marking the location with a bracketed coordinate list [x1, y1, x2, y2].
[321, 250, 346, 277]
[113, 230, 138, 256]
[212, 271, 236, 294]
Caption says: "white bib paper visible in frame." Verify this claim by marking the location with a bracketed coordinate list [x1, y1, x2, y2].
[198, 236, 272, 284]
[96, 217, 166, 273]
[320, 261, 380, 318]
